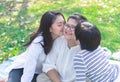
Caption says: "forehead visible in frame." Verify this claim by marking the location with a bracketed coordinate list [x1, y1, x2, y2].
[54, 15, 64, 23]
[67, 18, 77, 26]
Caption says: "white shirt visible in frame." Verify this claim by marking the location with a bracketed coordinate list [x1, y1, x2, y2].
[43, 36, 80, 82]
[5, 34, 46, 82]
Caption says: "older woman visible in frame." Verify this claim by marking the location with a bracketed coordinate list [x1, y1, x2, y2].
[37, 13, 90, 82]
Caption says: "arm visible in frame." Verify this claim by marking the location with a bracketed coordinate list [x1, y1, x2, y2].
[47, 69, 61, 82]
[21, 42, 43, 82]
[73, 54, 86, 82]
[43, 37, 63, 82]
[0, 80, 5, 82]
[0, 77, 7, 82]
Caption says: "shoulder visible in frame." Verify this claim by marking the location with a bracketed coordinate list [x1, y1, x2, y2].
[76, 50, 86, 56]
[52, 36, 67, 48]
[74, 50, 87, 59]
[50, 36, 67, 51]
[54, 36, 66, 44]
[32, 34, 43, 43]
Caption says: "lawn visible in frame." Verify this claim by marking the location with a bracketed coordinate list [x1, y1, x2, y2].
[0, 0, 120, 63]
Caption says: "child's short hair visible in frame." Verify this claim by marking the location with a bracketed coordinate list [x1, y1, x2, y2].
[75, 22, 101, 51]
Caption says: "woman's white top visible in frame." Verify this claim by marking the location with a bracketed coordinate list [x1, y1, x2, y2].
[5, 34, 46, 82]
[43, 36, 80, 82]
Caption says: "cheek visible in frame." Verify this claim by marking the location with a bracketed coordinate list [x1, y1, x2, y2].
[51, 25, 58, 32]
[51, 26, 63, 35]
[52, 28, 59, 34]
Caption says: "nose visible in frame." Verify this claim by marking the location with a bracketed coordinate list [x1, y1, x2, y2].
[61, 24, 64, 29]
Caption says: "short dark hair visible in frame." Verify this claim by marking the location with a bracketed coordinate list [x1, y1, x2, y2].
[68, 13, 88, 23]
[75, 22, 101, 51]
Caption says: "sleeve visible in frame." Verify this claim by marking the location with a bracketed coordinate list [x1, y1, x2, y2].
[73, 54, 86, 82]
[42, 37, 60, 73]
[21, 42, 43, 82]
[102, 47, 112, 59]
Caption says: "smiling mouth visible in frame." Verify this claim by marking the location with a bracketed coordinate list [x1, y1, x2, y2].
[65, 31, 73, 35]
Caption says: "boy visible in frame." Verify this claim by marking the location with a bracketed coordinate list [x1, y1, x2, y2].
[73, 22, 120, 82]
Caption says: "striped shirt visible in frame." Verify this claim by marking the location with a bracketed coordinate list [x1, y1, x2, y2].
[73, 46, 119, 82]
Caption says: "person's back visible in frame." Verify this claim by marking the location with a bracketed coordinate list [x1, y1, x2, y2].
[74, 21, 120, 82]
[74, 46, 119, 82]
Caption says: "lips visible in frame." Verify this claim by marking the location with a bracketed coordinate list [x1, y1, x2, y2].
[65, 31, 73, 35]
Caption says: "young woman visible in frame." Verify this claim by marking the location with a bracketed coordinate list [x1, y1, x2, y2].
[5, 10, 65, 82]
[37, 13, 90, 82]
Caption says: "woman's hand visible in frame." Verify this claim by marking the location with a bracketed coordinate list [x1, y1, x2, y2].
[0, 79, 5, 82]
[0, 77, 8, 82]
[47, 69, 62, 82]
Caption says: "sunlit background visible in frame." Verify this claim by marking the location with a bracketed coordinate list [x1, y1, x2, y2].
[0, 0, 120, 62]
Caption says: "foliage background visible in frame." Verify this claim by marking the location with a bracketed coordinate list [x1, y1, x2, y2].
[0, 0, 120, 63]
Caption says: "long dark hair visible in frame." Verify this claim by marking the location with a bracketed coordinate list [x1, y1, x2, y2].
[24, 10, 65, 54]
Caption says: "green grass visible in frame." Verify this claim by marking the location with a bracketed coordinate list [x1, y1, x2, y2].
[0, 0, 120, 63]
